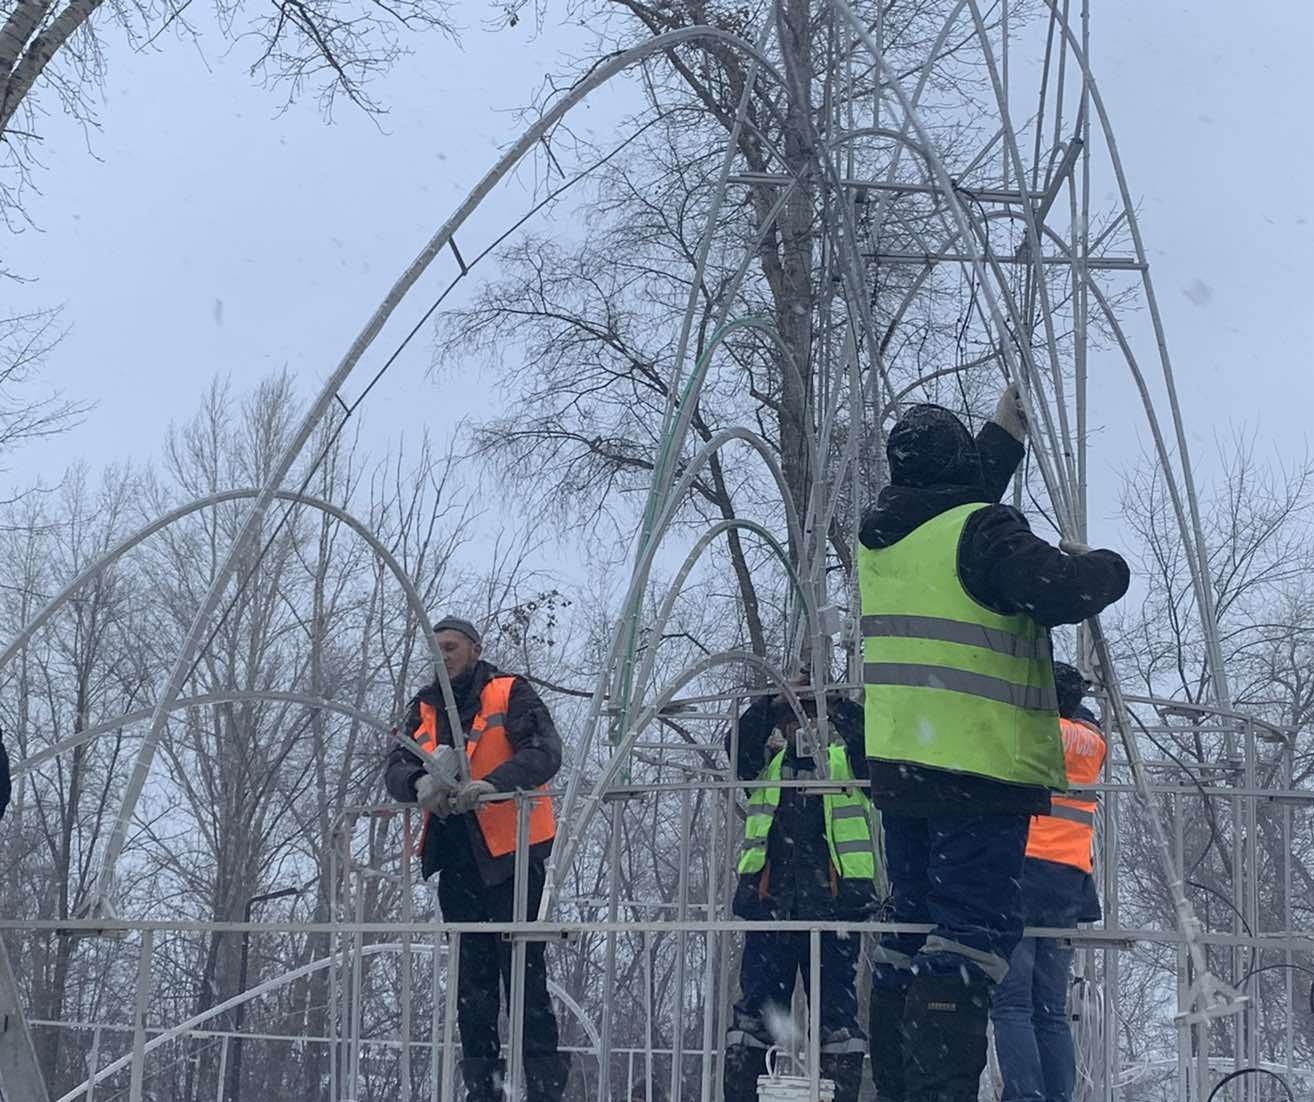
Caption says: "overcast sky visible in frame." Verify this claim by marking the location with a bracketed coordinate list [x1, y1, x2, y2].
[4, 0, 1311, 550]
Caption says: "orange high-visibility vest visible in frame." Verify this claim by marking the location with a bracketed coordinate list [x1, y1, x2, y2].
[1025, 717, 1106, 873]
[414, 676, 556, 858]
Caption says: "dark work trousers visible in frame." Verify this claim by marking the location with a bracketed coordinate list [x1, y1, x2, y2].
[730, 927, 863, 1043]
[871, 813, 1030, 990]
[436, 853, 561, 1064]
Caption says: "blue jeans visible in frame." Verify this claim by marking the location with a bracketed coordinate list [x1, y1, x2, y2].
[871, 813, 1030, 989]
[990, 936, 1076, 1102]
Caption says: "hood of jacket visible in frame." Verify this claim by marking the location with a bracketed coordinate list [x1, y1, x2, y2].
[859, 481, 995, 550]
[886, 404, 983, 489]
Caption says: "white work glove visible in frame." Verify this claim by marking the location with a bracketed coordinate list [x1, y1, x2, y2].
[991, 383, 1029, 442]
[416, 773, 455, 818]
[451, 778, 497, 815]
[1059, 538, 1094, 556]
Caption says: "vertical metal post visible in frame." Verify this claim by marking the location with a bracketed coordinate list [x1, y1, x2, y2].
[128, 928, 154, 1102]
[644, 930, 655, 1102]
[401, 808, 415, 1102]
[716, 709, 742, 1099]
[1230, 776, 1245, 1089]
[441, 933, 461, 1102]
[1242, 723, 1260, 1094]
[599, 799, 625, 1102]
[1171, 792, 1194, 1102]
[699, 772, 721, 1102]
[1101, 735, 1120, 1102]
[329, 823, 341, 1102]
[1281, 737, 1295, 1078]
[350, 871, 367, 1098]
[430, 933, 443, 1102]
[808, 929, 821, 1098]
[507, 794, 532, 1102]
[86, 1025, 101, 1102]
[1176, 943, 1191, 1102]
[669, 787, 693, 1102]
[215, 1036, 229, 1102]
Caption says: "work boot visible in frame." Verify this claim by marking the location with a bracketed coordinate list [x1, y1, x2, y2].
[524, 1053, 571, 1102]
[869, 986, 907, 1102]
[723, 1041, 769, 1102]
[819, 1049, 865, 1102]
[901, 973, 990, 1102]
[459, 1057, 505, 1102]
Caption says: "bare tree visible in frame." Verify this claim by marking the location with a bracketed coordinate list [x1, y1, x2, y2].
[0, 307, 82, 454]
[1108, 434, 1314, 1087]
[0, 463, 149, 1094]
[0, 0, 459, 226]
[436, 0, 1038, 682]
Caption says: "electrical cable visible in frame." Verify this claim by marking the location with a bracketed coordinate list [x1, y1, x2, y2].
[1204, 1067, 1295, 1102]
[174, 111, 679, 693]
[1238, 962, 1314, 1017]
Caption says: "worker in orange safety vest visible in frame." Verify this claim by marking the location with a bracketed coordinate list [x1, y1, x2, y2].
[989, 662, 1107, 1102]
[384, 616, 566, 1102]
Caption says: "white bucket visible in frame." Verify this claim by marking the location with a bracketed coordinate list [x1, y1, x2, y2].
[754, 1074, 835, 1102]
[756, 1046, 836, 1102]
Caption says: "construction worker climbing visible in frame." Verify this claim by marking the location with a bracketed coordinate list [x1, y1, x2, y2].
[383, 616, 569, 1102]
[991, 662, 1107, 1102]
[858, 387, 1130, 1102]
[723, 677, 878, 1102]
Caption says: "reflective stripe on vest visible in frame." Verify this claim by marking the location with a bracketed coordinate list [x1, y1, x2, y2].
[414, 676, 556, 859]
[737, 744, 877, 882]
[858, 503, 1065, 790]
[1026, 717, 1106, 872]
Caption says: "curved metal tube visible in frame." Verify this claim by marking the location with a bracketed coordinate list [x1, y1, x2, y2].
[548, 426, 809, 899]
[64, 28, 791, 910]
[32, 486, 444, 908]
[13, 689, 391, 776]
[550, 650, 812, 893]
[1028, 0, 1234, 708]
[55, 942, 595, 1101]
[631, 518, 817, 714]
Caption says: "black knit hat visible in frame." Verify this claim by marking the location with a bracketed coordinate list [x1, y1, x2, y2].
[432, 616, 482, 645]
[886, 403, 983, 489]
[1053, 661, 1086, 719]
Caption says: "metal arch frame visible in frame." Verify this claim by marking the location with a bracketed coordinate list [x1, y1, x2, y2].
[548, 650, 811, 902]
[12, 690, 392, 777]
[5, 485, 458, 912]
[53, 942, 599, 1102]
[70, 24, 797, 917]
[548, 426, 815, 907]
[826, 0, 1241, 1034]
[1, 6, 1297, 1102]
[1022, 0, 1234, 711]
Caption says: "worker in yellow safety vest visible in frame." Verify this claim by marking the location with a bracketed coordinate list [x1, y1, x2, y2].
[723, 678, 881, 1102]
[859, 389, 1130, 1102]
[991, 662, 1107, 1102]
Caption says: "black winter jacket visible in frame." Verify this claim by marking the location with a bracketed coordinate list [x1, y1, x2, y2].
[860, 421, 1131, 816]
[384, 660, 563, 886]
[0, 731, 10, 822]
[725, 694, 879, 921]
